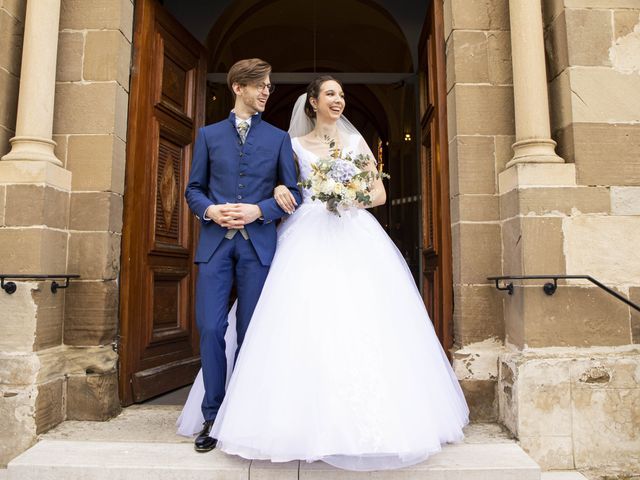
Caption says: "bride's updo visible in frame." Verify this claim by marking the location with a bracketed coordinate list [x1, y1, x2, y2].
[304, 75, 343, 119]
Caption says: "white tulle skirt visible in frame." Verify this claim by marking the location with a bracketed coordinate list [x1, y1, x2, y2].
[176, 202, 469, 471]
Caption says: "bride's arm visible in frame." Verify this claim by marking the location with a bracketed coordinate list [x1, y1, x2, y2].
[358, 138, 386, 208]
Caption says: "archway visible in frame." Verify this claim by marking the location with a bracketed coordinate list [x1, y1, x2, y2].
[120, 0, 451, 404]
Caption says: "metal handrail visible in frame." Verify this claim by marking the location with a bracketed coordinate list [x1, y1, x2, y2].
[487, 275, 640, 313]
[0, 274, 80, 295]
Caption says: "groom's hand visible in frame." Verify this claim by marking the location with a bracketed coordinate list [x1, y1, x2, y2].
[205, 204, 244, 228]
[219, 203, 262, 227]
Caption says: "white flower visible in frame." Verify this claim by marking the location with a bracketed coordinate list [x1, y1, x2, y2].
[320, 178, 336, 195]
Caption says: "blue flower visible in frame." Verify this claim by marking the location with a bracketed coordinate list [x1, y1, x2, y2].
[328, 159, 358, 183]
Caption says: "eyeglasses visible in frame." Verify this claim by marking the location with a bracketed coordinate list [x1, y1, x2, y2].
[254, 82, 275, 94]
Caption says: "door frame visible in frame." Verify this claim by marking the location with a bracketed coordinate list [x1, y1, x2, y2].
[118, 0, 206, 405]
[418, 0, 454, 353]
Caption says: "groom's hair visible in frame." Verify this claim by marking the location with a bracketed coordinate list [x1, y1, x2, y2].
[227, 58, 272, 94]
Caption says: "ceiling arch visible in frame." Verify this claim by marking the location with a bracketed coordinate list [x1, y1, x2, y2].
[205, 0, 413, 73]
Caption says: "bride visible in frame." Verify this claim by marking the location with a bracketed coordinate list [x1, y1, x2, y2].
[177, 76, 469, 471]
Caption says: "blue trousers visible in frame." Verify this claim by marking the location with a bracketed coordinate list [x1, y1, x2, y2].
[195, 234, 269, 421]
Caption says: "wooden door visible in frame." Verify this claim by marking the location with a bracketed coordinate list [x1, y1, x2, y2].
[119, 0, 206, 405]
[418, 2, 454, 353]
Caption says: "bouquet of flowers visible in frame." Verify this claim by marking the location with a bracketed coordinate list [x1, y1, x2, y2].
[298, 138, 390, 216]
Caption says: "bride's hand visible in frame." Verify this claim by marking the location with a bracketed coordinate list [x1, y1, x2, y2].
[274, 185, 297, 214]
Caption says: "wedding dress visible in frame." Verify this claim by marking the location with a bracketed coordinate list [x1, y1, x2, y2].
[176, 132, 469, 471]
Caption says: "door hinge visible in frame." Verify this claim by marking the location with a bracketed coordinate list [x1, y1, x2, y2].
[112, 334, 121, 353]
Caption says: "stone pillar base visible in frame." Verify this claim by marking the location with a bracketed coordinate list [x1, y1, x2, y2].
[0, 160, 71, 191]
[507, 138, 565, 168]
[1, 136, 63, 166]
[498, 163, 576, 194]
[498, 346, 640, 470]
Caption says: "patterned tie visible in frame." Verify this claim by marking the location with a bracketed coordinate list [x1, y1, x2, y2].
[237, 121, 249, 144]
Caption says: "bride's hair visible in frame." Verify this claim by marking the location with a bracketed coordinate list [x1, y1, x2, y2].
[304, 75, 343, 119]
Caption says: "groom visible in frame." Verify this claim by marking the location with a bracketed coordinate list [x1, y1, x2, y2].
[185, 58, 301, 452]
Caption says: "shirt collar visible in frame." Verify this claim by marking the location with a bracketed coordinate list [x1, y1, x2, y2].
[228, 111, 262, 128]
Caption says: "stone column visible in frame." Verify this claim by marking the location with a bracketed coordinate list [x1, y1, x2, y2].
[0, 0, 70, 190]
[507, 0, 563, 167]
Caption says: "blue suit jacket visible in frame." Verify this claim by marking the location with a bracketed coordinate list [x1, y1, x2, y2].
[185, 112, 301, 266]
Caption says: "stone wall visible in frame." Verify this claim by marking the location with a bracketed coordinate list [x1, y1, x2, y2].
[496, 0, 640, 470]
[444, 0, 513, 423]
[0, 0, 133, 467]
[55, 0, 132, 421]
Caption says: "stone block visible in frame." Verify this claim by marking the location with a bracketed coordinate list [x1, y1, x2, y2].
[69, 192, 123, 232]
[0, 228, 67, 274]
[0, 125, 12, 158]
[32, 282, 64, 351]
[452, 222, 502, 284]
[517, 285, 631, 347]
[460, 379, 498, 422]
[614, 9, 640, 39]
[35, 378, 64, 434]
[52, 134, 67, 168]
[448, 85, 515, 137]
[53, 83, 129, 141]
[495, 135, 514, 174]
[448, 30, 489, 88]
[611, 186, 640, 215]
[572, 123, 640, 186]
[631, 287, 640, 344]
[500, 186, 610, 219]
[4, 184, 69, 229]
[451, 194, 500, 223]
[499, 163, 577, 195]
[570, 68, 640, 125]
[1, 0, 26, 21]
[502, 216, 565, 276]
[565, 0, 640, 7]
[571, 386, 640, 468]
[519, 435, 575, 470]
[64, 281, 118, 346]
[56, 32, 83, 83]
[0, 7, 23, 76]
[487, 31, 512, 84]
[448, 0, 510, 31]
[60, 0, 134, 41]
[542, 0, 565, 26]
[549, 69, 573, 132]
[66, 371, 120, 421]
[0, 384, 36, 467]
[0, 281, 38, 352]
[453, 285, 504, 344]
[84, 30, 132, 90]
[66, 134, 126, 193]
[0, 184, 5, 225]
[449, 135, 497, 195]
[517, 359, 573, 437]
[545, 10, 570, 79]
[443, 0, 453, 41]
[563, 215, 640, 285]
[565, 9, 613, 67]
[0, 67, 19, 129]
[67, 232, 121, 280]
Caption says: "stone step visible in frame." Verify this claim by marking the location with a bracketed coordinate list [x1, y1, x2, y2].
[7, 439, 540, 480]
[6, 407, 541, 479]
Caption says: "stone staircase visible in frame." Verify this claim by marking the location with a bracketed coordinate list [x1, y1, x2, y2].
[6, 405, 542, 480]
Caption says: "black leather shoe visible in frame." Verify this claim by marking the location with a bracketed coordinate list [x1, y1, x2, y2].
[194, 420, 217, 452]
